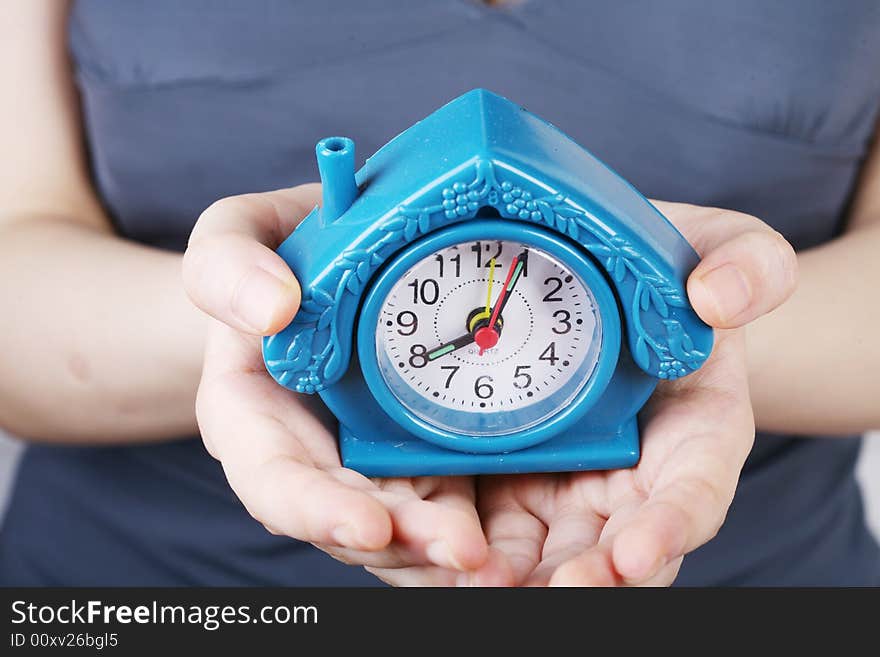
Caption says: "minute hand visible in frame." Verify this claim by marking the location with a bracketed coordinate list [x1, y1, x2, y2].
[487, 250, 528, 331]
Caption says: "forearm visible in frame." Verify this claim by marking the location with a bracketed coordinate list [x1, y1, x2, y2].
[0, 216, 207, 443]
[747, 221, 880, 435]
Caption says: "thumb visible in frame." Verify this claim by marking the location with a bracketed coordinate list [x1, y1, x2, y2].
[182, 184, 320, 335]
[652, 201, 799, 329]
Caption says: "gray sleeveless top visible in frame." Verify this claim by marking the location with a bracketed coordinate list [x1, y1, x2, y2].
[2, 0, 878, 585]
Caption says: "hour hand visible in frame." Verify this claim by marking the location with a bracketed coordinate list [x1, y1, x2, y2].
[426, 332, 475, 361]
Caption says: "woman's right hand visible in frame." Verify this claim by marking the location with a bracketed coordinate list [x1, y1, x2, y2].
[182, 184, 506, 585]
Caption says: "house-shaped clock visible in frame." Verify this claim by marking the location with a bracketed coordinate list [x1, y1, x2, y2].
[263, 89, 713, 476]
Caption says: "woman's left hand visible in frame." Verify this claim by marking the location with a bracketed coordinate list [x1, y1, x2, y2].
[424, 202, 798, 586]
[183, 184, 505, 587]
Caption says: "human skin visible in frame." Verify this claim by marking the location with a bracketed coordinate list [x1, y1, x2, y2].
[0, 0, 206, 443]
[1, 0, 878, 585]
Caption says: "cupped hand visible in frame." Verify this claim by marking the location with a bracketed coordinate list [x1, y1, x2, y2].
[182, 184, 507, 585]
[468, 202, 798, 586]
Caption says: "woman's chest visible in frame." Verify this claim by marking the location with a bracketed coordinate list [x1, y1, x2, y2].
[69, 0, 880, 250]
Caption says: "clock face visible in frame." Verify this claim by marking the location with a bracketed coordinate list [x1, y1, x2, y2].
[372, 238, 604, 437]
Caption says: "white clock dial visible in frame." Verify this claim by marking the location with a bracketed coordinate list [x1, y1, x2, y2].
[373, 239, 603, 436]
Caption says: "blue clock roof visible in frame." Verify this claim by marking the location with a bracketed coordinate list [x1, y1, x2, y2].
[270, 89, 712, 393]
[359, 89, 696, 275]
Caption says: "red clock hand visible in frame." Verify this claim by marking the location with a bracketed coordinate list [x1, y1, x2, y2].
[475, 250, 527, 355]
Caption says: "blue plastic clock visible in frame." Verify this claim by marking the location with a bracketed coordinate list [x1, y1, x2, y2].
[263, 89, 713, 476]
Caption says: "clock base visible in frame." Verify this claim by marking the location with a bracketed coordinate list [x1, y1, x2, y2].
[339, 416, 640, 477]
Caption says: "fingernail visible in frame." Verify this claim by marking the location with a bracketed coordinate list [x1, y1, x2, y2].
[426, 541, 463, 570]
[331, 524, 360, 548]
[231, 267, 293, 332]
[695, 263, 751, 323]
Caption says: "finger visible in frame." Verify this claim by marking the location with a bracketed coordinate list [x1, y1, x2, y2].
[191, 183, 322, 246]
[540, 505, 605, 561]
[318, 484, 487, 571]
[200, 323, 480, 564]
[547, 543, 621, 587]
[199, 322, 341, 468]
[182, 184, 321, 334]
[530, 485, 637, 587]
[652, 201, 798, 328]
[541, 498, 633, 587]
[556, 330, 752, 585]
[419, 476, 492, 568]
[213, 414, 392, 549]
[613, 358, 752, 581]
[370, 481, 488, 571]
[524, 506, 606, 586]
[455, 547, 517, 587]
[197, 330, 392, 550]
[240, 457, 393, 550]
[610, 468, 733, 584]
[365, 564, 459, 587]
[548, 547, 683, 587]
[634, 556, 683, 587]
[687, 229, 798, 328]
[364, 547, 514, 587]
[323, 476, 487, 571]
[420, 475, 481, 518]
[477, 477, 549, 585]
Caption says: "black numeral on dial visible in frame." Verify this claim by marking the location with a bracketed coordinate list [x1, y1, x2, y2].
[409, 344, 428, 368]
[407, 278, 439, 304]
[513, 365, 532, 389]
[471, 241, 503, 268]
[542, 277, 563, 302]
[434, 253, 461, 278]
[551, 309, 571, 334]
[440, 365, 459, 388]
[396, 311, 418, 336]
[539, 342, 559, 366]
[474, 375, 494, 399]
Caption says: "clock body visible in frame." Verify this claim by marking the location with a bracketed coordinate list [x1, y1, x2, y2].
[317, 212, 663, 475]
[262, 89, 713, 476]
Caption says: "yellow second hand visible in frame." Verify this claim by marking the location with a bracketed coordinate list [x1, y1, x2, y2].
[485, 258, 497, 314]
[468, 257, 497, 333]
